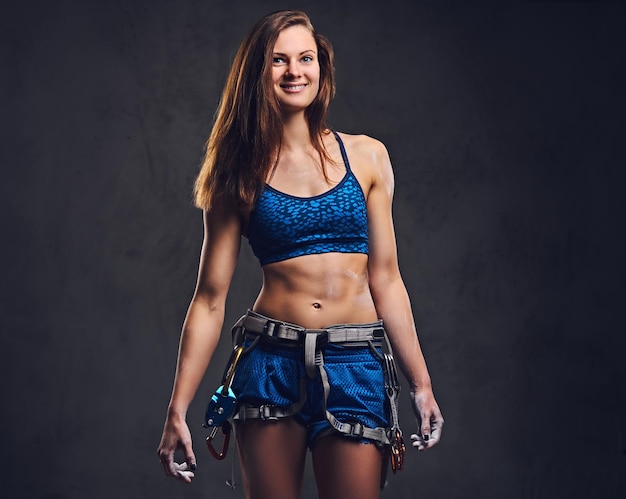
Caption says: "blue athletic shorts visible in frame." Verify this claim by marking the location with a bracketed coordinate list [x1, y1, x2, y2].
[231, 337, 390, 449]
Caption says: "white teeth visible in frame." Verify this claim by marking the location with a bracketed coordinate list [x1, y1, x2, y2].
[283, 84, 305, 90]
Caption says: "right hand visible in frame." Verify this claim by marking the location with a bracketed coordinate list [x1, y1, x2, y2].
[157, 413, 197, 482]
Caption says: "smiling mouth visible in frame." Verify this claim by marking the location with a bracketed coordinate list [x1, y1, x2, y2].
[280, 84, 307, 92]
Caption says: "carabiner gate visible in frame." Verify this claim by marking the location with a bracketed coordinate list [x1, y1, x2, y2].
[205, 420, 232, 460]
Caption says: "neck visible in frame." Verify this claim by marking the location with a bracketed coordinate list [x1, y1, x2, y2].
[280, 112, 311, 151]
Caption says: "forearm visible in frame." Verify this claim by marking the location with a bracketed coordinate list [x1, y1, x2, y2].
[371, 273, 432, 392]
[167, 296, 225, 418]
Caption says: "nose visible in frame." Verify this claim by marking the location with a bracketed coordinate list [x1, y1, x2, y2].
[285, 60, 301, 77]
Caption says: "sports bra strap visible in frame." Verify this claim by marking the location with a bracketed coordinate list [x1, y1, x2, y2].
[331, 130, 352, 173]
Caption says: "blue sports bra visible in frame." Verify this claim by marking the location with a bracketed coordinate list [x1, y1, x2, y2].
[247, 131, 369, 266]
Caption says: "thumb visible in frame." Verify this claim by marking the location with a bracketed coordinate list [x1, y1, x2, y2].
[421, 419, 431, 441]
[184, 442, 197, 471]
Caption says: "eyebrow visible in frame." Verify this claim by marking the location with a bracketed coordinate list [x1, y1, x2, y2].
[272, 49, 317, 56]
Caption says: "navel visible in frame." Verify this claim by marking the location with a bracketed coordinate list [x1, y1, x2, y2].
[312, 302, 322, 310]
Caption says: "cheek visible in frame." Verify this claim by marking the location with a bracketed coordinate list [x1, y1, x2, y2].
[312, 67, 321, 90]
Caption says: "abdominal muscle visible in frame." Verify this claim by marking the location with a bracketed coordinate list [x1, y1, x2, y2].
[252, 252, 379, 329]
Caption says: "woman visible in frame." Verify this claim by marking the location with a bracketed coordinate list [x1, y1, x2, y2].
[157, 10, 443, 499]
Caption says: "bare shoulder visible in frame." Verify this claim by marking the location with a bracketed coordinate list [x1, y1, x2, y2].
[335, 132, 394, 192]
[335, 132, 389, 163]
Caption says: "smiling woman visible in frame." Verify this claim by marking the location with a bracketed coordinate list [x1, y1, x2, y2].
[157, 10, 443, 499]
[271, 25, 321, 112]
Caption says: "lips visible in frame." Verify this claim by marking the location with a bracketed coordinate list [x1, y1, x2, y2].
[280, 83, 307, 93]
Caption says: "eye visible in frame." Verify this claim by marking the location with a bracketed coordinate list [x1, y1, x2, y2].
[302, 55, 314, 63]
[272, 56, 286, 65]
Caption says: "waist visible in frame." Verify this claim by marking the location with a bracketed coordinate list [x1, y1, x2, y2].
[254, 254, 377, 327]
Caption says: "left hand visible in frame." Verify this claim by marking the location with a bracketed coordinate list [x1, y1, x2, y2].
[409, 388, 444, 450]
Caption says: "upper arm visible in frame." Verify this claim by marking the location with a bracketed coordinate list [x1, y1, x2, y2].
[363, 139, 401, 288]
[193, 203, 242, 308]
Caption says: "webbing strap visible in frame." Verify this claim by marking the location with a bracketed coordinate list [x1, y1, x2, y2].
[304, 332, 318, 379]
[235, 377, 308, 421]
[317, 359, 391, 445]
[241, 311, 384, 344]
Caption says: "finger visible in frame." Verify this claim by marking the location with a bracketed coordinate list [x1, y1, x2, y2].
[415, 413, 431, 444]
[427, 414, 444, 445]
[410, 433, 426, 451]
[184, 447, 197, 472]
[429, 421, 442, 444]
[174, 462, 195, 483]
[423, 434, 438, 449]
[421, 422, 431, 442]
[158, 450, 179, 477]
[420, 419, 443, 449]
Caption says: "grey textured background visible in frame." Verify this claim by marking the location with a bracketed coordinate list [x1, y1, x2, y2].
[2, 0, 625, 498]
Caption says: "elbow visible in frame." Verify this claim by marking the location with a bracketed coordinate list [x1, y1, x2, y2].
[368, 265, 402, 295]
[191, 284, 228, 313]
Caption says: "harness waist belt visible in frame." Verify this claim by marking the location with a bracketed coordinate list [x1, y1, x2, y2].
[240, 310, 385, 345]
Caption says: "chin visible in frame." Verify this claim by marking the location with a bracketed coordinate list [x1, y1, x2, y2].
[279, 100, 314, 113]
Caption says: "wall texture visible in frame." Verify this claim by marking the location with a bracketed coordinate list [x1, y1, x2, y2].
[1, 0, 625, 498]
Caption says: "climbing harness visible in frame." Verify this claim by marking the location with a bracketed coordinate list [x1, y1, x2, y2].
[234, 311, 405, 483]
[203, 310, 405, 488]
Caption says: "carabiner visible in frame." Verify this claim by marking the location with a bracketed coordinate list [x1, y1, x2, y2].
[390, 428, 406, 473]
[205, 420, 232, 460]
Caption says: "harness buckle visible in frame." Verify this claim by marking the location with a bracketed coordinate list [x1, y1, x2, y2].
[263, 320, 281, 337]
[349, 422, 365, 438]
[298, 329, 328, 347]
[258, 404, 279, 421]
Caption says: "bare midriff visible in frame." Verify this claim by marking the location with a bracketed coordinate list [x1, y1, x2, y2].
[252, 252, 378, 329]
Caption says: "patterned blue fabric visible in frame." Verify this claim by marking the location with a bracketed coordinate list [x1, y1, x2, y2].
[231, 339, 389, 449]
[247, 131, 369, 266]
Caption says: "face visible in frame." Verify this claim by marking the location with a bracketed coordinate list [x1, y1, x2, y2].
[271, 25, 320, 113]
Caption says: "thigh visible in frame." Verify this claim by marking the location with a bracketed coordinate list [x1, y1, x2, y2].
[312, 434, 384, 499]
[236, 418, 308, 499]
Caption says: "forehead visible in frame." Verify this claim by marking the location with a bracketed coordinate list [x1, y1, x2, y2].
[273, 25, 317, 53]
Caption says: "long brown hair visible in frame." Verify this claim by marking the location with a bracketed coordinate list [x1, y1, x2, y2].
[194, 10, 336, 211]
